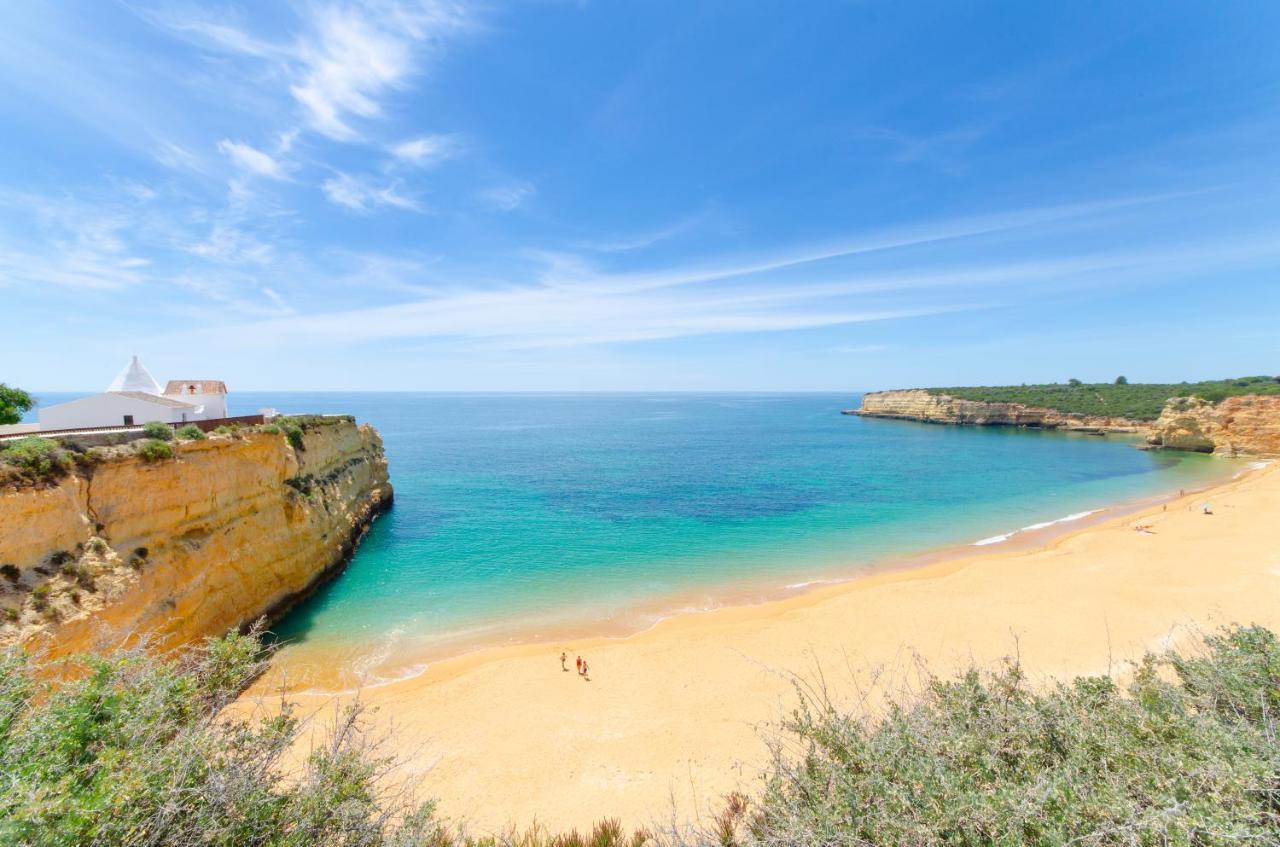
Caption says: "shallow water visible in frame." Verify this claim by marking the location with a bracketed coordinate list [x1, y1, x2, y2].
[206, 392, 1228, 681]
[26, 391, 1233, 681]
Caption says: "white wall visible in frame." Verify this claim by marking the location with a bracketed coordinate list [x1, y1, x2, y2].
[38, 393, 191, 430]
[189, 392, 227, 420]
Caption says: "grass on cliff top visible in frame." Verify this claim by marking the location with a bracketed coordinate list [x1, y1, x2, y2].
[926, 375, 1280, 421]
[2, 622, 1279, 846]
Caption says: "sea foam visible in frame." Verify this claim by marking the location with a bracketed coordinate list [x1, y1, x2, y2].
[972, 509, 1102, 546]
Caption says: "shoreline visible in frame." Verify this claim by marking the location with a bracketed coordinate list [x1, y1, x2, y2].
[239, 460, 1280, 833]
[258, 459, 1239, 695]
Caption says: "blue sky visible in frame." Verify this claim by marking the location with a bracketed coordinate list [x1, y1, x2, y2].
[2, 1, 1278, 392]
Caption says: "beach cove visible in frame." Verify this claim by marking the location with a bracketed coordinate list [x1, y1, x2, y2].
[242, 459, 1280, 834]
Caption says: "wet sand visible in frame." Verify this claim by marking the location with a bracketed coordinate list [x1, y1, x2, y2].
[241, 461, 1280, 835]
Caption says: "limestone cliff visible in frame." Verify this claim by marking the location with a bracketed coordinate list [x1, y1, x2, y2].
[853, 389, 1144, 432]
[1145, 395, 1280, 457]
[0, 416, 391, 657]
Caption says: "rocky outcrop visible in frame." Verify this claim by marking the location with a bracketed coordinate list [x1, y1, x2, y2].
[853, 389, 1144, 432]
[0, 416, 391, 657]
[1146, 395, 1280, 457]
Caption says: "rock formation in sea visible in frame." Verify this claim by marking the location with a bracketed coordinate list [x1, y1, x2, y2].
[0, 416, 392, 657]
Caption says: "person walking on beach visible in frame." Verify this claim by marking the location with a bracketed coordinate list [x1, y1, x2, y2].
[575, 655, 582, 675]
[581, 659, 590, 681]
[560, 651, 568, 671]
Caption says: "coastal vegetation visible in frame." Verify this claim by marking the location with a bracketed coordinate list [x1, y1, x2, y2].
[0, 436, 71, 486]
[927, 375, 1280, 421]
[175, 424, 206, 441]
[135, 438, 174, 462]
[0, 384, 33, 425]
[142, 420, 173, 441]
[2, 624, 1276, 845]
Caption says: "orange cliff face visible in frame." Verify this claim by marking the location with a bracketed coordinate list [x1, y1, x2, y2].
[1146, 395, 1280, 457]
[0, 417, 392, 657]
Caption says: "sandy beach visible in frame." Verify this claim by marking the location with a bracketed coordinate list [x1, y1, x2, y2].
[242, 460, 1280, 835]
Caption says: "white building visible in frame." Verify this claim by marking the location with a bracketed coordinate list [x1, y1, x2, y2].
[37, 357, 230, 431]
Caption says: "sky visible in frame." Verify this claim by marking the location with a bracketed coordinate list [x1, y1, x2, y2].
[1, 1, 1278, 392]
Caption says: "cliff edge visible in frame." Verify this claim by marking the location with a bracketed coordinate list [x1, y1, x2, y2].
[854, 389, 1280, 457]
[853, 389, 1144, 433]
[0, 416, 392, 657]
[1144, 395, 1280, 456]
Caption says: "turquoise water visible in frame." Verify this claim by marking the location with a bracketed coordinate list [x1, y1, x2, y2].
[25, 392, 1232, 676]
[216, 392, 1230, 676]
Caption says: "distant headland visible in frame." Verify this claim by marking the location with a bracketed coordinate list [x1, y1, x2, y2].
[849, 377, 1280, 457]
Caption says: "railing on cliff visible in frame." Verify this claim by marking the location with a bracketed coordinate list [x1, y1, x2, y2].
[0, 414, 267, 442]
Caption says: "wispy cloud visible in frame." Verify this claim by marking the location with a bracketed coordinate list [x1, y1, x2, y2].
[479, 180, 535, 212]
[146, 2, 473, 143]
[159, 195, 1280, 352]
[830, 344, 889, 354]
[218, 139, 288, 180]
[390, 134, 459, 166]
[323, 172, 422, 212]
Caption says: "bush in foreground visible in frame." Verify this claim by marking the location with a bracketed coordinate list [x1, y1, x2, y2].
[175, 424, 206, 441]
[750, 625, 1280, 845]
[1, 626, 1277, 845]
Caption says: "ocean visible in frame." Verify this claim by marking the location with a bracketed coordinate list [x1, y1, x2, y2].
[25, 392, 1233, 685]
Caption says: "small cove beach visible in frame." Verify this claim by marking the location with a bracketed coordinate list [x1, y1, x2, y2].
[235, 399, 1280, 832]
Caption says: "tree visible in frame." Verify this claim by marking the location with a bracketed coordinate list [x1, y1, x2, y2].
[1115, 375, 1129, 385]
[0, 383, 34, 425]
[1068, 378, 1082, 387]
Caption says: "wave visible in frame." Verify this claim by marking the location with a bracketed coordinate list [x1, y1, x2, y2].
[972, 509, 1102, 547]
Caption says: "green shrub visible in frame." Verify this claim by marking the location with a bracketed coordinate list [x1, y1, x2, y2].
[0, 631, 443, 846]
[175, 424, 206, 441]
[29, 585, 50, 613]
[927, 376, 1280, 421]
[2, 607, 16, 622]
[750, 624, 1280, 845]
[212, 424, 241, 436]
[135, 439, 174, 462]
[141, 420, 173, 441]
[0, 625, 1277, 845]
[0, 383, 34, 426]
[281, 420, 305, 450]
[261, 423, 281, 435]
[0, 437, 70, 483]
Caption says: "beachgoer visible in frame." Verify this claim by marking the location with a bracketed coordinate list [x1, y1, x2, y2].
[582, 659, 589, 680]
[1202, 503, 1213, 515]
[576, 655, 582, 674]
[560, 651, 567, 671]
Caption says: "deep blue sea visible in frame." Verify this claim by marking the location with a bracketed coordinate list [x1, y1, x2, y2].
[26, 392, 1231, 683]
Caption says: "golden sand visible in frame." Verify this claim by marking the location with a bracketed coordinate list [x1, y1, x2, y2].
[241, 461, 1280, 835]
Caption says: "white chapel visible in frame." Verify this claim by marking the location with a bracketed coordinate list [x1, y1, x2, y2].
[38, 357, 229, 431]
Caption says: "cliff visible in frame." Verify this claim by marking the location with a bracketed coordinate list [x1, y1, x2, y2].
[1145, 395, 1280, 457]
[0, 416, 391, 656]
[854, 389, 1280, 457]
[853, 389, 1144, 432]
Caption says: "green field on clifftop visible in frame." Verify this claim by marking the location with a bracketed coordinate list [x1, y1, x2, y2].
[926, 376, 1280, 421]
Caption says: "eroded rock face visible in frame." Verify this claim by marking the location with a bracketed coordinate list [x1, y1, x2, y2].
[855, 389, 1144, 432]
[1146, 395, 1280, 457]
[0, 418, 392, 657]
